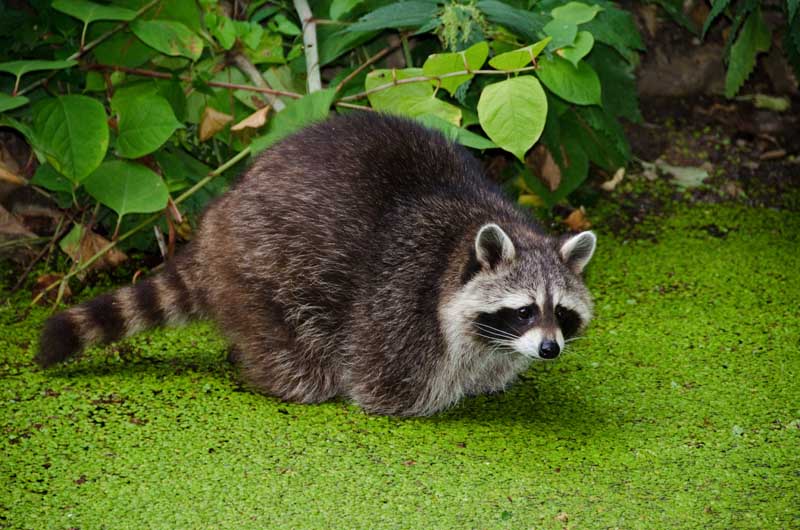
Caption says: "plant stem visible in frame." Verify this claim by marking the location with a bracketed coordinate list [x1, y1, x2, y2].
[338, 65, 539, 102]
[229, 53, 288, 111]
[400, 34, 413, 67]
[293, 0, 321, 92]
[334, 41, 401, 93]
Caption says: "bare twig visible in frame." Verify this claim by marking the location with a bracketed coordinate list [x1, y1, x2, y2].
[230, 53, 288, 111]
[11, 217, 71, 293]
[334, 41, 402, 93]
[334, 102, 375, 112]
[86, 64, 303, 100]
[293, 0, 321, 92]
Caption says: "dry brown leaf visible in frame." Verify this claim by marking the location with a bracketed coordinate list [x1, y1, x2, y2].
[563, 207, 591, 231]
[0, 204, 36, 239]
[199, 106, 234, 142]
[600, 167, 625, 191]
[32, 273, 72, 304]
[526, 144, 561, 191]
[61, 225, 127, 275]
[231, 105, 271, 132]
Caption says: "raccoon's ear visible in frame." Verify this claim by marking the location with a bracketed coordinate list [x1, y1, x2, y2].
[560, 231, 597, 274]
[475, 223, 516, 269]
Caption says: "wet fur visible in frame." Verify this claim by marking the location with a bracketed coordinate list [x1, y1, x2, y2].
[36, 114, 594, 416]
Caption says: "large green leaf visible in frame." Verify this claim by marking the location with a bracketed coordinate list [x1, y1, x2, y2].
[83, 160, 169, 218]
[550, 2, 602, 25]
[558, 31, 594, 67]
[488, 37, 551, 70]
[33, 95, 108, 184]
[31, 163, 73, 193]
[0, 93, 29, 113]
[52, 0, 136, 24]
[330, 0, 363, 20]
[476, 0, 547, 42]
[251, 89, 336, 154]
[416, 115, 497, 150]
[0, 60, 78, 89]
[365, 68, 461, 125]
[90, 22, 156, 68]
[131, 20, 203, 60]
[725, 8, 771, 98]
[586, 43, 641, 122]
[112, 92, 182, 158]
[477, 76, 547, 161]
[348, 1, 440, 32]
[536, 55, 601, 105]
[422, 41, 489, 95]
[582, 7, 643, 63]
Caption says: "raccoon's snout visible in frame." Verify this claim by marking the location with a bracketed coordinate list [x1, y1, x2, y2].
[539, 340, 560, 359]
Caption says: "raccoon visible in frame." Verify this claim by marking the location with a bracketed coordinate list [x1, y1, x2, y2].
[36, 113, 596, 417]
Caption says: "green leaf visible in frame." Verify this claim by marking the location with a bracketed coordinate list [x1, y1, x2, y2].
[702, 0, 732, 38]
[582, 7, 643, 63]
[52, 0, 136, 24]
[0, 60, 78, 88]
[33, 95, 108, 184]
[31, 163, 73, 193]
[113, 93, 183, 158]
[476, 0, 547, 42]
[558, 31, 594, 67]
[251, 89, 336, 154]
[575, 106, 631, 170]
[725, 8, 771, 98]
[83, 160, 169, 218]
[90, 22, 155, 68]
[488, 37, 551, 70]
[477, 76, 547, 160]
[245, 32, 284, 65]
[131, 20, 203, 60]
[586, 43, 641, 122]
[330, 0, 363, 20]
[318, 26, 376, 65]
[0, 93, 29, 113]
[526, 117, 590, 208]
[271, 14, 302, 36]
[365, 68, 462, 125]
[790, 0, 799, 21]
[416, 114, 497, 150]
[543, 19, 577, 49]
[422, 41, 489, 95]
[348, 1, 439, 32]
[536, 55, 601, 105]
[550, 2, 602, 25]
[205, 13, 237, 50]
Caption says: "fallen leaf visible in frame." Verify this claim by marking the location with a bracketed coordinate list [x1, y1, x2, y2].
[563, 206, 591, 231]
[600, 167, 625, 191]
[752, 94, 790, 112]
[231, 105, 271, 132]
[59, 224, 127, 275]
[526, 144, 561, 192]
[759, 149, 786, 160]
[199, 106, 233, 142]
[646, 159, 710, 190]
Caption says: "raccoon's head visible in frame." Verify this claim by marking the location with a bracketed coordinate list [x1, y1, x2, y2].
[442, 223, 596, 361]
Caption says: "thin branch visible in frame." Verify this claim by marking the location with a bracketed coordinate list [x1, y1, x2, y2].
[86, 64, 303, 100]
[334, 41, 402, 93]
[17, 0, 161, 97]
[334, 102, 375, 112]
[229, 53, 288, 111]
[293, 0, 321, 92]
[11, 218, 70, 293]
[30, 147, 253, 307]
[338, 65, 540, 102]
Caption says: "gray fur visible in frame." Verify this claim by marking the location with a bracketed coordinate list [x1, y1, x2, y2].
[37, 114, 596, 416]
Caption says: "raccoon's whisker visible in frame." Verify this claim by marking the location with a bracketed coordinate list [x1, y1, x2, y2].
[473, 323, 519, 341]
[471, 332, 516, 347]
[564, 337, 586, 343]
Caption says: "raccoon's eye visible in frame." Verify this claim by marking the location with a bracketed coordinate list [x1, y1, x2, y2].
[555, 305, 581, 338]
[516, 305, 535, 321]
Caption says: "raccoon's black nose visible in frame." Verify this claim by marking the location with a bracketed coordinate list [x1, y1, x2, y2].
[539, 340, 560, 359]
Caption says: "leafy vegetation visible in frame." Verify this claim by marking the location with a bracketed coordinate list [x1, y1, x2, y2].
[0, 0, 643, 295]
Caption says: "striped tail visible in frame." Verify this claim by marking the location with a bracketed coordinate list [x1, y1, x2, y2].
[35, 256, 204, 367]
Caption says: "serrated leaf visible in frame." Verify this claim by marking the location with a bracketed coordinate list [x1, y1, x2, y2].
[488, 37, 551, 70]
[558, 31, 594, 66]
[113, 93, 182, 158]
[477, 76, 547, 161]
[536, 56, 601, 105]
[52, 0, 136, 24]
[33, 95, 108, 184]
[251, 89, 336, 154]
[348, 1, 439, 32]
[476, 0, 547, 41]
[702, 0, 732, 37]
[365, 69, 462, 124]
[83, 160, 169, 218]
[551, 2, 602, 25]
[131, 20, 203, 60]
[544, 19, 578, 49]
[422, 41, 489, 95]
[416, 115, 497, 150]
[725, 8, 771, 98]
[0, 93, 28, 113]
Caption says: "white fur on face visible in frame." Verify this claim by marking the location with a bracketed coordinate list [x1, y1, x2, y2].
[513, 328, 565, 360]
